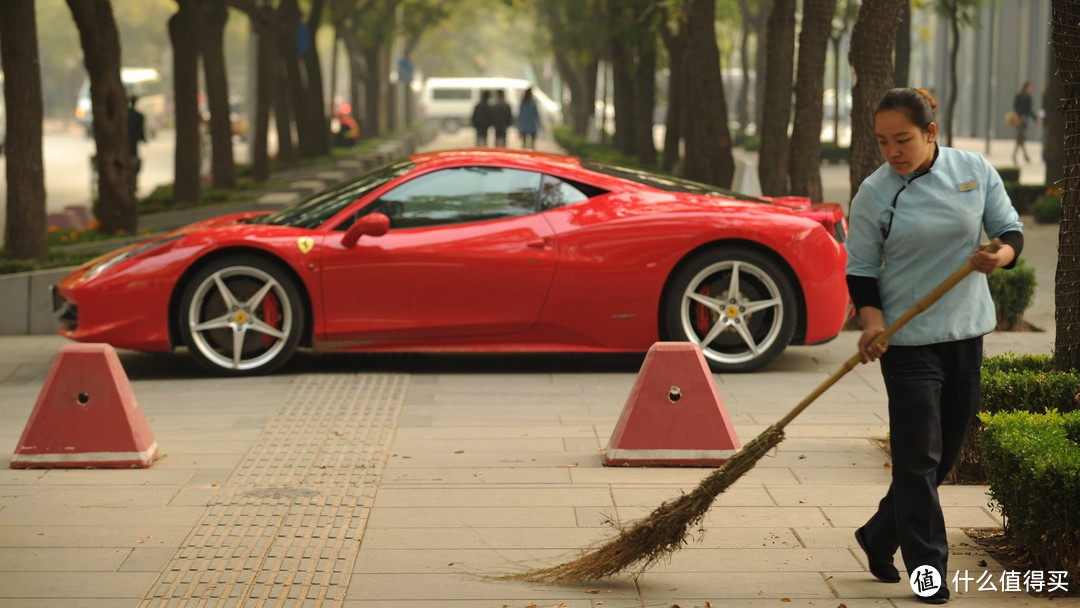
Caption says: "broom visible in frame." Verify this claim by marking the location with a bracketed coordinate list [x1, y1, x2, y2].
[505, 239, 1003, 585]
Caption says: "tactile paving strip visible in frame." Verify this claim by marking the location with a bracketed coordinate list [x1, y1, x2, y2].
[140, 373, 407, 607]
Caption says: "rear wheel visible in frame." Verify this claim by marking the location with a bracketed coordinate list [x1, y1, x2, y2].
[179, 256, 304, 376]
[663, 247, 796, 372]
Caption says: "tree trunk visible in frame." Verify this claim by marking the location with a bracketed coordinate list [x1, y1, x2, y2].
[1046, 44, 1066, 187]
[682, 0, 735, 187]
[737, 22, 751, 131]
[1051, 0, 1080, 370]
[752, 2, 771, 133]
[848, 0, 904, 201]
[302, 0, 330, 156]
[278, 0, 318, 159]
[893, 0, 911, 88]
[736, 0, 768, 133]
[610, 28, 637, 157]
[252, 2, 277, 182]
[67, 0, 137, 232]
[0, 1, 47, 261]
[660, 16, 687, 173]
[169, 1, 202, 204]
[632, 5, 657, 168]
[758, 0, 796, 196]
[555, 55, 597, 137]
[789, 0, 837, 203]
[945, 1, 960, 146]
[362, 45, 382, 138]
[200, 0, 235, 189]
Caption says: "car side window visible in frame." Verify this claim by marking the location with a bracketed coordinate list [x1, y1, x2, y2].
[539, 174, 594, 210]
[374, 167, 542, 229]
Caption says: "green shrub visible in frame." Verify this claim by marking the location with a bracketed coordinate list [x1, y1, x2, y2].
[979, 409, 1080, 592]
[552, 124, 639, 167]
[1033, 189, 1063, 224]
[742, 135, 761, 151]
[996, 166, 1022, 183]
[1004, 182, 1047, 215]
[820, 141, 850, 164]
[987, 257, 1037, 331]
[947, 353, 1080, 484]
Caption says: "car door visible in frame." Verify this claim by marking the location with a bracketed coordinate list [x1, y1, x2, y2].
[318, 166, 558, 343]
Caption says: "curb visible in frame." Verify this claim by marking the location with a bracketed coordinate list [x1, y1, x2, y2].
[1, 128, 436, 337]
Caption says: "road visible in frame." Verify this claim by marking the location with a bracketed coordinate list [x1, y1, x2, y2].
[0, 125, 247, 242]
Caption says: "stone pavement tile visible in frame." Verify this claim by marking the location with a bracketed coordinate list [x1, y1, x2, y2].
[343, 602, 594, 608]
[352, 548, 574, 576]
[655, 546, 861, 573]
[382, 466, 572, 485]
[765, 485, 889, 507]
[1, 485, 177, 507]
[0, 571, 158, 598]
[567, 466, 733, 485]
[345, 572, 640, 601]
[632, 571, 835, 600]
[0, 525, 189, 548]
[0, 601, 128, 608]
[116, 547, 175, 572]
[614, 505, 832, 529]
[790, 466, 893, 485]
[366, 506, 580, 529]
[373, 487, 614, 508]
[794, 526, 978, 549]
[19, 468, 195, 487]
[393, 425, 598, 440]
[824, 506, 1001, 528]
[745, 449, 890, 469]
[385, 451, 588, 469]
[359, 526, 606, 550]
[0, 503, 205, 527]
[0, 547, 130, 571]
[611, 485, 773, 508]
[388, 436, 569, 455]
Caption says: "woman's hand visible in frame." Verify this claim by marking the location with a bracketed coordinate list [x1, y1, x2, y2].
[970, 243, 1016, 275]
[857, 307, 888, 363]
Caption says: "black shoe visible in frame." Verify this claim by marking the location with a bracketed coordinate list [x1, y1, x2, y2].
[854, 528, 901, 583]
[918, 585, 950, 604]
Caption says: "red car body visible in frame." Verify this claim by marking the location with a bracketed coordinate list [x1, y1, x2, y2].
[55, 149, 851, 375]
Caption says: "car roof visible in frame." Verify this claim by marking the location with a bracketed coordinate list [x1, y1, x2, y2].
[408, 148, 586, 174]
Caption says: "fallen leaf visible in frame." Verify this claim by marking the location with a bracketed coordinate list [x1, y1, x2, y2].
[454, 450, 465, 454]
[586, 589, 600, 594]
[335, 431, 344, 436]
[978, 559, 987, 567]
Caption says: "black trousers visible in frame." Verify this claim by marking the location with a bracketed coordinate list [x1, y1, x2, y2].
[859, 336, 983, 578]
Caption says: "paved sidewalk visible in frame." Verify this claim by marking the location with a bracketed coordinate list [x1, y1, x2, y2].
[0, 132, 1074, 606]
[0, 328, 1072, 607]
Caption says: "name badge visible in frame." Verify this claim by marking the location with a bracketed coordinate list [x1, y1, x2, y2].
[957, 180, 978, 192]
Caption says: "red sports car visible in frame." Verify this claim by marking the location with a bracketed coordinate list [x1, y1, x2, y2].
[54, 149, 851, 376]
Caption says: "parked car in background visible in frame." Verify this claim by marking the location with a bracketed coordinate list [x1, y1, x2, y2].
[419, 77, 560, 134]
[53, 149, 851, 376]
[75, 67, 166, 138]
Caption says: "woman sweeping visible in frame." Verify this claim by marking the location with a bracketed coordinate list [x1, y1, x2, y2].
[845, 88, 1023, 605]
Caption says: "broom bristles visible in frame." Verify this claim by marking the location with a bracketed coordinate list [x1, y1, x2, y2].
[501, 425, 786, 584]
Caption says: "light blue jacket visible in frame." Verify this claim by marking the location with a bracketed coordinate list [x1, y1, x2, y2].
[845, 146, 1022, 346]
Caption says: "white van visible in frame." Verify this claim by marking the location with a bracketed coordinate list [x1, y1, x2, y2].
[76, 67, 166, 138]
[419, 77, 560, 133]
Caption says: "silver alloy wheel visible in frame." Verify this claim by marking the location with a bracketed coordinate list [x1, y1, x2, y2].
[185, 264, 294, 372]
[678, 259, 786, 368]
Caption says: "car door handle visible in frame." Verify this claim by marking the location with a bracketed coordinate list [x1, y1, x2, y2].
[526, 237, 553, 250]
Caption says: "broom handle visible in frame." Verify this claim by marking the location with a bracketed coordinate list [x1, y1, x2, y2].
[774, 238, 1003, 430]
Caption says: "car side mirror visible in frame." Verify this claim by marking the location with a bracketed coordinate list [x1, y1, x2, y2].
[341, 212, 390, 248]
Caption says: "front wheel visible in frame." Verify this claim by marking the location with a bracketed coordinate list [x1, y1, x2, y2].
[179, 255, 304, 376]
[662, 247, 797, 372]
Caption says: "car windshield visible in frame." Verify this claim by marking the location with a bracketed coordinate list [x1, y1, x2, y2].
[582, 160, 768, 203]
[253, 159, 416, 228]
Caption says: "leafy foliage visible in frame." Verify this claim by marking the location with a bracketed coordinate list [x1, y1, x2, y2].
[979, 409, 1080, 592]
[987, 257, 1037, 331]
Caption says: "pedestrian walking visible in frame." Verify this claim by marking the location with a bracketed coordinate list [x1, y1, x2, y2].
[516, 87, 541, 149]
[1011, 81, 1040, 164]
[127, 95, 146, 196]
[471, 91, 492, 147]
[491, 90, 512, 147]
[845, 87, 1024, 605]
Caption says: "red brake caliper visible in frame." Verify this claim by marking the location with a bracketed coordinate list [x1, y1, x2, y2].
[261, 291, 281, 349]
[694, 285, 711, 337]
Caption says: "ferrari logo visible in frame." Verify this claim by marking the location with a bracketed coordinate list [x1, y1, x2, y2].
[297, 237, 314, 254]
[726, 305, 739, 319]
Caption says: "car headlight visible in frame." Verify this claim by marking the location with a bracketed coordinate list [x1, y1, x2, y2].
[83, 235, 181, 279]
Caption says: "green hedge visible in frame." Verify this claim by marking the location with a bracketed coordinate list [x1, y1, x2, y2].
[1004, 182, 1047, 215]
[1033, 190, 1063, 224]
[979, 409, 1080, 592]
[996, 166, 1021, 183]
[947, 353, 1080, 484]
[987, 258, 1037, 331]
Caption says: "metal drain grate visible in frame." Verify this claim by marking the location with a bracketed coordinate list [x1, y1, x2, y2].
[140, 373, 407, 607]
